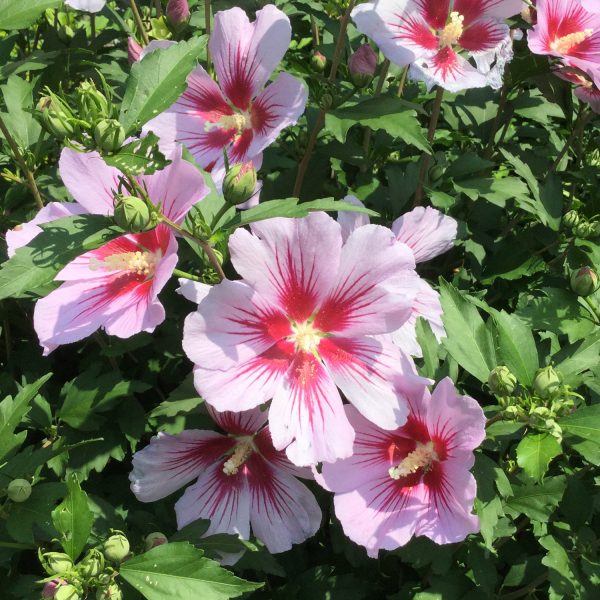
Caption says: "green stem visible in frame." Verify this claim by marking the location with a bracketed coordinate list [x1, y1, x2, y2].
[413, 86, 444, 207]
[0, 541, 36, 550]
[173, 268, 201, 282]
[0, 115, 43, 209]
[205, 0, 211, 65]
[550, 109, 592, 173]
[211, 202, 232, 231]
[396, 65, 408, 97]
[583, 295, 600, 324]
[154, 0, 162, 17]
[129, 0, 149, 44]
[90, 14, 96, 42]
[484, 80, 509, 159]
[361, 59, 390, 172]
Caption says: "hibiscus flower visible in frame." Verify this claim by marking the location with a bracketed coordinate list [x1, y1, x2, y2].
[65, 0, 106, 13]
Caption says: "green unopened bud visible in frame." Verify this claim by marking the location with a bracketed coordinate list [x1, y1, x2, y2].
[503, 405, 520, 418]
[428, 165, 445, 184]
[113, 196, 154, 233]
[42, 552, 74, 576]
[319, 92, 334, 110]
[37, 96, 76, 139]
[311, 50, 327, 73]
[562, 210, 579, 229]
[591, 221, 600, 237]
[575, 221, 592, 239]
[222, 162, 257, 206]
[77, 548, 104, 578]
[96, 584, 122, 600]
[93, 119, 126, 154]
[144, 531, 168, 551]
[77, 81, 110, 124]
[570, 266, 599, 297]
[531, 406, 551, 418]
[533, 366, 562, 399]
[103, 533, 130, 563]
[488, 366, 517, 396]
[7, 478, 32, 502]
[55, 584, 80, 600]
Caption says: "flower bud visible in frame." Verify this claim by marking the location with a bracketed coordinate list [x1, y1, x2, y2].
[128, 37, 143, 64]
[102, 533, 130, 563]
[348, 44, 377, 88]
[319, 92, 334, 110]
[7, 478, 32, 502]
[591, 221, 600, 238]
[503, 405, 520, 418]
[93, 119, 126, 154]
[222, 162, 257, 206]
[144, 531, 168, 551]
[42, 578, 67, 598]
[570, 266, 599, 297]
[575, 221, 592, 239]
[55, 584, 80, 600]
[310, 50, 327, 73]
[488, 366, 517, 396]
[77, 81, 110, 124]
[533, 366, 562, 399]
[37, 95, 76, 139]
[96, 583, 122, 600]
[562, 210, 579, 229]
[42, 552, 74, 576]
[77, 548, 104, 578]
[428, 164, 445, 184]
[113, 196, 154, 233]
[166, 0, 190, 28]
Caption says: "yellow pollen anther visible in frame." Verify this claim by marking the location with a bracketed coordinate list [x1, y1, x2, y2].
[439, 11, 465, 47]
[223, 438, 254, 476]
[550, 29, 593, 54]
[291, 321, 321, 354]
[90, 250, 158, 278]
[218, 112, 251, 133]
[389, 441, 438, 480]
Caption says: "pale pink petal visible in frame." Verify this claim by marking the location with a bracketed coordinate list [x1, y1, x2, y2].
[459, 19, 510, 52]
[245, 73, 308, 159]
[253, 428, 313, 480]
[247, 456, 321, 553]
[65, 0, 106, 12]
[207, 406, 268, 436]
[313, 225, 416, 337]
[182, 279, 292, 370]
[175, 462, 251, 540]
[575, 82, 600, 112]
[229, 212, 342, 322]
[59, 149, 121, 215]
[582, 0, 600, 14]
[391, 206, 457, 263]
[337, 195, 370, 243]
[269, 351, 355, 466]
[137, 146, 209, 223]
[454, 0, 525, 22]
[6, 202, 86, 257]
[176, 279, 212, 304]
[130, 430, 233, 502]
[210, 5, 292, 110]
[139, 39, 177, 61]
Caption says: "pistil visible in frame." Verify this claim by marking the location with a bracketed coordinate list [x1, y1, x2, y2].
[550, 29, 593, 54]
[439, 11, 465, 47]
[90, 250, 158, 278]
[222, 438, 254, 476]
[389, 441, 437, 480]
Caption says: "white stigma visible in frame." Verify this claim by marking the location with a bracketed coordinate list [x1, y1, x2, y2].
[389, 441, 438, 480]
[90, 250, 158, 278]
[222, 438, 254, 476]
[550, 29, 593, 54]
[439, 11, 465, 47]
[291, 321, 321, 354]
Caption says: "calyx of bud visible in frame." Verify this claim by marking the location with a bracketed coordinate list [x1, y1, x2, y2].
[562, 209, 579, 229]
[7, 478, 32, 502]
[96, 583, 122, 600]
[76, 80, 110, 124]
[570, 266, 599, 297]
[77, 548, 104, 578]
[93, 119, 126, 154]
[113, 196, 155, 233]
[222, 162, 258, 206]
[37, 94, 76, 139]
[348, 44, 377, 87]
[311, 50, 327, 73]
[102, 533, 130, 563]
[488, 366, 517, 396]
[144, 531, 168, 551]
[533, 366, 562, 399]
[41, 551, 74, 576]
[55, 584, 80, 600]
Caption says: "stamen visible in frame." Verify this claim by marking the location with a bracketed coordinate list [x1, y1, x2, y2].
[439, 11, 465, 47]
[89, 250, 158, 278]
[223, 438, 254, 476]
[389, 441, 437, 480]
[290, 321, 321, 354]
[550, 29, 593, 54]
[218, 112, 251, 133]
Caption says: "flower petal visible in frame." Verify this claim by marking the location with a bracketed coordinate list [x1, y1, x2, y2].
[337, 195, 371, 243]
[130, 430, 233, 502]
[65, 0, 106, 12]
[459, 19, 510, 52]
[176, 279, 212, 304]
[247, 456, 321, 553]
[207, 406, 268, 436]
[269, 351, 355, 466]
[210, 5, 292, 110]
[391, 206, 457, 263]
[454, 0, 525, 23]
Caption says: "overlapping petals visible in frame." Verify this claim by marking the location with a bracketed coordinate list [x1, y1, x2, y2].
[352, 0, 524, 91]
[130, 407, 321, 558]
[183, 211, 424, 466]
[555, 66, 600, 112]
[318, 378, 485, 557]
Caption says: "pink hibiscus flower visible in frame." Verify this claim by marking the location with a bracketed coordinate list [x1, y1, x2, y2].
[338, 198, 457, 358]
[351, 0, 524, 91]
[555, 65, 600, 112]
[129, 406, 321, 558]
[317, 377, 486, 557]
[13, 147, 208, 354]
[143, 5, 308, 176]
[528, 0, 600, 87]
[182, 211, 425, 467]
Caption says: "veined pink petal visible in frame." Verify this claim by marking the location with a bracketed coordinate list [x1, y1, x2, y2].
[210, 5, 292, 110]
[582, 0, 600, 14]
[137, 146, 209, 224]
[6, 202, 86, 258]
[207, 405, 268, 436]
[183, 279, 292, 370]
[391, 206, 457, 263]
[245, 73, 308, 159]
[59, 149, 121, 215]
[313, 224, 415, 336]
[575, 80, 600, 112]
[269, 351, 355, 466]
[246, 455, 321, 553]
[253, 428, 313, 480]
[454, 0, 525, 24]
[176, 279, 212, 304]
[130, 430, 233, 502]
[459, 19, 510, 52]
[175, 461, 251, 539]
[229, 212, 342, 322]
[337, 195, 370, 242]
[415, 0, 452, 29]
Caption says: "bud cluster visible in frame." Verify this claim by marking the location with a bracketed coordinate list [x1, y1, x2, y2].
[562, 210, 600, 239]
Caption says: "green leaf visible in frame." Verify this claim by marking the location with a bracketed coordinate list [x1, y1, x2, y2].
[325, 96, 430, 152]
[119, 542, 262, 600]
[220, 198, 378, 231]
[516, 434, 561, 481]
[0, 0, 62, 30]
[491, 310, 538, 386]
[51, 473, 94, 561]
[149, 373, 203, 418]
[0, 75, 41, 149]
[553, 330, 600, 385]
[559, 404, 600, 444]
[438, 280, 497, 382]
[540, 535, 581, 596]
[120, 38, 206, 135]
[415, 317, 440, 379]
[0, 374, 52, 462]
[0, 214, 121, 300]
[506, 476, 566, 522]
[103, 133, 171, 175]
